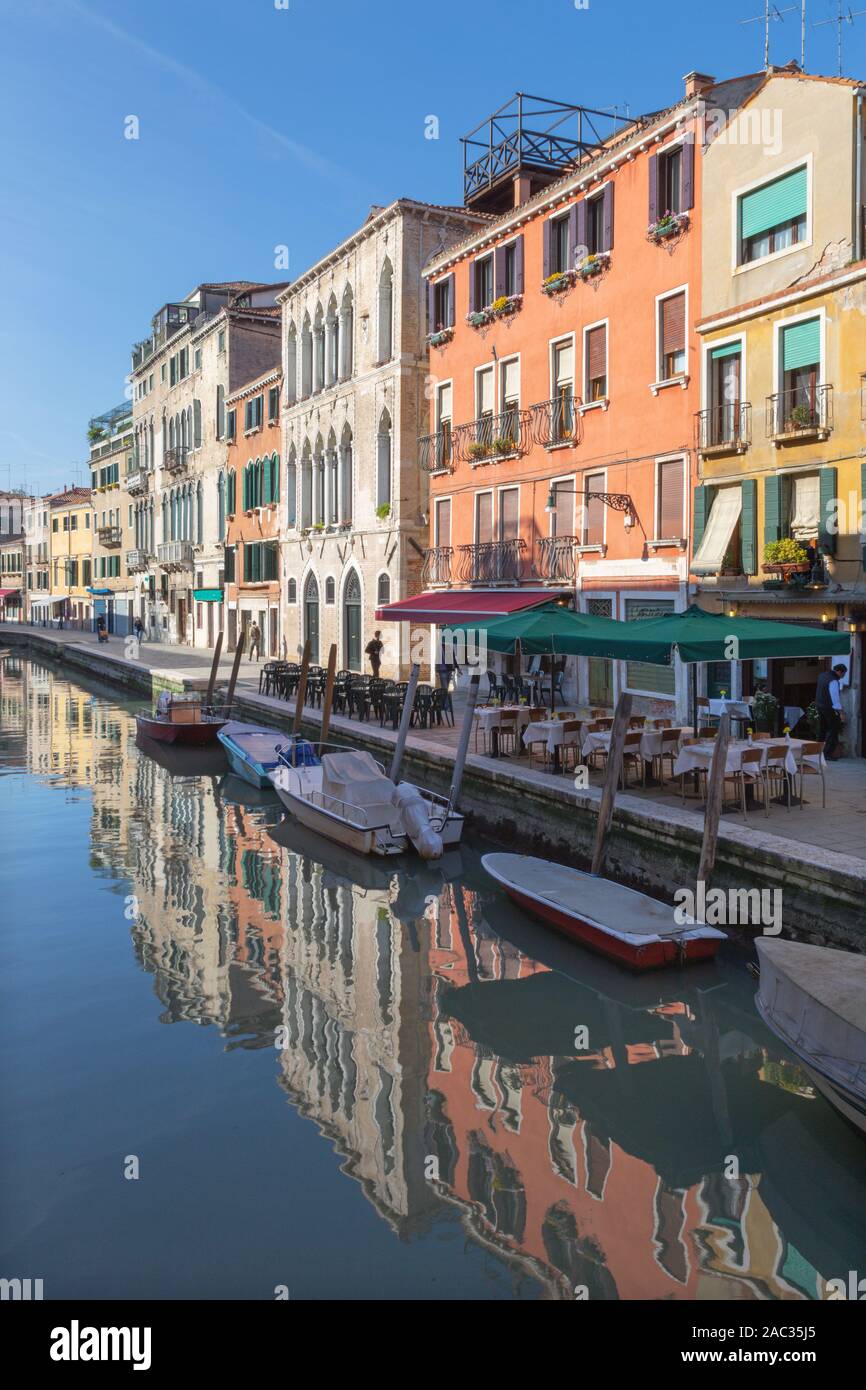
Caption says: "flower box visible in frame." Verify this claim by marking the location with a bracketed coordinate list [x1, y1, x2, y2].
[541, 270, 577, 296]
[576, 252, 610, 280]
[647, 212, 690, 244]
[428, 327, 454, 347]
[466, 309, 491, 328]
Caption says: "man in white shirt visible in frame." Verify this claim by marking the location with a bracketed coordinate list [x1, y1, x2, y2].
[815, 663, 846, 759]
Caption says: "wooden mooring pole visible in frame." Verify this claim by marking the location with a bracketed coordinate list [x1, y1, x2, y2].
[590, 692, 632, 877]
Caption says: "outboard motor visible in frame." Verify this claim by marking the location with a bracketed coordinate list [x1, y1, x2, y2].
[394, 782, 443, 860]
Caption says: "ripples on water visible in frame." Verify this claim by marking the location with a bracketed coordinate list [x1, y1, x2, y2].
[1, 655, 864, 1300]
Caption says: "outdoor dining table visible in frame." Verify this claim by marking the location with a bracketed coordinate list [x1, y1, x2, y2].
[522, 717, 584, 772]
[672, 736, 825, 808]
[709, 697, 806, 731]
[474, 704, 534, 757]
[580, 725, 689, 783]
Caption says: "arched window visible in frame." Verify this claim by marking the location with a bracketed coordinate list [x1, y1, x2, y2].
[377, 573, 391, 607]
[227, 468, 236, 515]
[286, 446, 297, 528]
[313, 434, 325, 525]
[376, 409, 392, 510]
[287, 577, 297, 604]
[326, 428, 338, 525]
[313, 303, 325, 393]
[162, 496, 168, 544]
[285, 322, 297, 405]
[218, 472, 225, 541]
[339, 285, 354, 379]
[343, 568, 362, 670]
[301, 315, 312, 397]
[325, 576, 335, 604]
[300, 441, 313, 528]
[196, 480, 203, 544]
[303, 572, 320, 662]
[325, 295, 338, 387]
[268, 452, 279, 505]
[193, 399, 202, 449]
[168, 416, 176, 450]
[377, 258, 393, 362]
[339, 423, 353, 524]
[216, 385, 225, 440]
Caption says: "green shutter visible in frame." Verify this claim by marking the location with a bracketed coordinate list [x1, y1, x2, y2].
[782, 318, 820, 372]
[693, 485, 710, 553]
[740, 478, 757, 574]
[818, 466, 838, 555]
[711, 342, 742, 360]
[271, 453, 279, 502]
[764, 475, 782, 544]
[740, 166, 807, 239]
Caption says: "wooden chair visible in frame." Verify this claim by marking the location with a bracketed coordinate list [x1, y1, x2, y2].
[554, 709, 577, 721]
[652, 718, 672, 730]
[723, 746, 765, 819]
[558, 719, 584, 773]
[596, 716, 614, 731]
[680, 745, 708, 803]
[797, 741, 826, 809]
[583, 722, 608, 773]
[764, 743, 792, 811]
[628, 715, 646, 729]
[496, 709, 520, 756]
[698, 725, 717, 738]
[656, 726, 682, 783]
[590, 708, 608, 719]
[621, 730, 644, 788]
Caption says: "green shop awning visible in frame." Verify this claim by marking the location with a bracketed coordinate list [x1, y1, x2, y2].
[193, 589, 223, 602]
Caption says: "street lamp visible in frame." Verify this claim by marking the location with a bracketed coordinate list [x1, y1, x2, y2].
[544, 485, 641, 537]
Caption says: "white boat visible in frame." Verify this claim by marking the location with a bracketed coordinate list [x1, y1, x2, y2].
[270, 746, 463, 859]
[217, 721, 299, 788]
[756, 937, 866, 1137]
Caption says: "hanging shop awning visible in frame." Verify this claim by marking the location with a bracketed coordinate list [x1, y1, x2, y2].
[87, 587, 114, 596]
[375, 589, 568, 624]
[0, 588, 22, 599]
[30, 594, 68, 609]
[691, 485, 742, 576]
[193, 589, 224, 602]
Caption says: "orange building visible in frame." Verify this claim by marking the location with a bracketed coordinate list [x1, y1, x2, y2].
[381, 79, 734, 716]
[224, 367, 283, 656]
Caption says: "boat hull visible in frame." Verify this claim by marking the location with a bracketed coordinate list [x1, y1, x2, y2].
[135, 713, 226, 746]
[272, 780, 464, 858]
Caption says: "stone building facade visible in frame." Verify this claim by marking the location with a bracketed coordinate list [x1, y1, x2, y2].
[277, 200, 485, 675]
[224, 366, 283, 657]
[89, 403, 135, 635]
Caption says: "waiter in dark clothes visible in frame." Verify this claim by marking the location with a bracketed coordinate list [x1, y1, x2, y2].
[815, 663, 846, 759]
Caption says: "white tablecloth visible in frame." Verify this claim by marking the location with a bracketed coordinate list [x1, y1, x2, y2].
[582, 727, 688, 761]
[522, 718, 584, 756]
[709, 698, 806, 730]
[672, 737, 822, 780]
[475, 705, 535, 734]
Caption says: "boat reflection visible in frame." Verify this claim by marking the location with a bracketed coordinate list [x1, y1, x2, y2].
[8, 656, 866, 1299]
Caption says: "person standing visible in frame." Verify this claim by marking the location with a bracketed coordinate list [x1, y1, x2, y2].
[815, 663, 846, 759]
[134, 616, 144, 645]
[365, 629, 384, 676]
[248, 620, 262, 662]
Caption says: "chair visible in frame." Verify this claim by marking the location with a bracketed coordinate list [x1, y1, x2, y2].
[723, 746, 765, 819]
[797, 741, 826, 809]
[430, 684, 454, 728]
[764, 743, 792, 812]
[590, 708, 608, 719]
[543, 668, 566, 708]
[496, 710, 520, 756]
[651, 718, 672, 730]
[680, 745, 708, 803]
[698, 726, 717, 739]
[621, 730, 645, 788]
[525, 709, 550, 769]
[412, 683, 435, 729]
[558, 719, 584, 773]
[655, 727, 682, 784]
[554, 709, 577, 722]
[595, 716, 614, 731]
[584, 723, 608, 773]
[628, 715, 646, 730]
[485, 670, 504, 702]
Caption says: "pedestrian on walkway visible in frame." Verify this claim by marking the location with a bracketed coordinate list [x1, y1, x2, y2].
[248, 621, 262, 662]
[815, 663, 846, 759]
[365, 630, 384, 676]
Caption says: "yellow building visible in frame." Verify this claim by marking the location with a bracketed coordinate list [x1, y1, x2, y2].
[89, 404, 136, 635]
[43, 487, 95, 627]
[693, 68, 865, 753]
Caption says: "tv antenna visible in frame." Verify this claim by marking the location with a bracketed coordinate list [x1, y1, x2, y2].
[814, 2, 866, 75]
[741, 3, 798, 67]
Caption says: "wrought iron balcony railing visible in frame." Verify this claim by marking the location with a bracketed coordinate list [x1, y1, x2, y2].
[97, 525, 123, 548]
[536, 534, 579, 583]
[696, 403, 751, 452]
[157, 540, 194, 570]
[766, 385, 833, 441]
[163, 446, 189, 475]
[422, 546, 454, 586]
[125, 465, 150, 495]
[126, 549, 152, 573]
[456, 538, 527, 585]
[419, 430, 454, 474]
[457, 408, 531, 463]
[529, 396, 583, 449]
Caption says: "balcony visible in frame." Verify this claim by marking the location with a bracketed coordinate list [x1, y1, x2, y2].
[457, 538, 527, 585]
[126, 550, 152, 573]
[419, 430, 455, 474]
[766, 385, 833, 444]
[97, 526, 122, 549]
[696, 403, 751, 455]
[536, 535, 578, 583]
[529, 397, 583, 449]
[422, 546, 454, 586]
[457, 409, 531, 464]
[157, 541, 194, 571]
[163, 446, 189, 475]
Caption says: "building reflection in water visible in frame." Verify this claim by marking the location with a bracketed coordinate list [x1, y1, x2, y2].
[5, 654, 865, 1300]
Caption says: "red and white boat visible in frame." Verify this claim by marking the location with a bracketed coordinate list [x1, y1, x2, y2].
[135, 692, 228, 746]
[482, 853, 726, 971]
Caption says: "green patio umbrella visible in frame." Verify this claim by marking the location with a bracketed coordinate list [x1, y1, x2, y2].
[446, 602, 631, 657]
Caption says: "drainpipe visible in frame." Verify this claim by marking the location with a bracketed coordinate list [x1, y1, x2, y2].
[855, 89, 865, 264]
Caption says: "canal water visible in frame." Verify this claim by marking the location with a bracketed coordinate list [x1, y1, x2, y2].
[1, 654, 864, 1301]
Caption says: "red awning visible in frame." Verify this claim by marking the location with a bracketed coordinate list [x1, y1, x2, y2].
[375, 589, 568, 624]
[0, 588, 21, 600]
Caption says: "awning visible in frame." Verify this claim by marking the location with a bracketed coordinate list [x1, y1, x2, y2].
[87, 587, 114, 596]
[194, 589, 223, 602]
[30, 594, 68, 609]
[0, 588, 21, 600]
[691, 485, 742, 576]
[375, 589, 567, 624]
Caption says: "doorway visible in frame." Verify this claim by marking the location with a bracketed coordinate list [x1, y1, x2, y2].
[586, 597, 613, 707]
[344, 570, 362, 670]
[303, 574, 320, 663]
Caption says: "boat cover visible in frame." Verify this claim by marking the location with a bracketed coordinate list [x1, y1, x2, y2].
[221, 722, 282, 767]
[757, 938, 866, 1092]
[321, 751, 398, 826]
[484, 854, 724, 944]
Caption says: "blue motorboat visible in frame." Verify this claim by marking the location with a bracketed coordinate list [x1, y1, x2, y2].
[217, 721, 289, 789]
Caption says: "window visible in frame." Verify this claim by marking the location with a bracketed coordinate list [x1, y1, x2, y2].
[193, 398, 202, 448]
[70, 514, 77, 529]
[552, 340, 574, 442]
[268, 386, 280, 423]
[226, 408, 236, 442]
[325, 576, 335, 604]
[658, 292, 686, 380]
[476, 366, 494, 441]
[708, 342, 743, 444]
[377, 573, 390, 606]
[499, 486, 519, 542]
[244, 395, 264, 431]
[218, 330, 226, 353]
[52, 518, 58, 532]
[738, 165, 807, 265]
[435, 383, 452, 469]
[194, 348, 202, 371]
[63, 516, 69, 531]
[549, 214, 570, 274]
[656, 457, 684, 539]
[500, 358, 519, 445]
[432, 277, 454, 331]
[502, 241, 519, 296]
[475, 491, 494, 544]
[585, 195, 604, 255]
[550, 479, 573, 539]
[376, 410, 392, 508]
[216, 385, 226, 439]
[178, 347, 189, 380]
[624, 597, 675, 695]
[659, 146, 683, 216]
[287, 578, 297, 604]
[582, 473, 606, 546]
[377, 259, 393, 361]
[434, 496, 451, 549]
[585, 323, 608, 401]
[473, 254, 494, 309]
[780, 317, 820, 423]
[286, 324, 297, 404]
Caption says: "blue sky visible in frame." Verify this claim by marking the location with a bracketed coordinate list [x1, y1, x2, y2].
[0, 0, 862, 494]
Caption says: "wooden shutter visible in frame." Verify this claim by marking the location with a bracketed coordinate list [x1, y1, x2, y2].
[494, 246, 506, 298]
[500, 487, 519, 541]
[514, 235, 524, 293]
[468, 260, 476, 313]
[435, 497, 451, 548]
[587, 324, 607, 381]
[693, 484, 709, 553]
[682, 139, 695, 210]
[763, 475, 782, 543]
[543, 220, 552, 279]
[648, 153, 659, 224]
[475, 492, 493, 544]
[427, 280, 436, 332]
[575, 201, 587, 259]
[818, 466, 838, 554]
[740, 478, 757, 573]
[602, 183, 614, 252]
[658, 458, 684, 539]
[584, 474, 605, 545]
[661, 293, 685, 357]
[568, 205, 578, 266]
[445, 273, 455, 326]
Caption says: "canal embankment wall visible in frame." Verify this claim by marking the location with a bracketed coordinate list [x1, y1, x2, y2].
[5, 627, 865, 951]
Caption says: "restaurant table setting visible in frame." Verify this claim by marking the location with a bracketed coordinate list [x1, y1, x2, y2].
[672, 736, 823, 780]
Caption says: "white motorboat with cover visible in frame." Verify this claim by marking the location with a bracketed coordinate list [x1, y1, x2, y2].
[755, 936, 866, 1137]
[270, 746, 462, 858]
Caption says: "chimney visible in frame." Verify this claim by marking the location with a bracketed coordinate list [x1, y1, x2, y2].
[684, 71, 715, 99]
[513, 173, 532, 208]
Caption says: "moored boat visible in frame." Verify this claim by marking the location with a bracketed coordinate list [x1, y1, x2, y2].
[216, 721, 291, 788]
[135, 692, 227, 746]
[481, 853, 725, 970]
[755, 936, 866, 1137]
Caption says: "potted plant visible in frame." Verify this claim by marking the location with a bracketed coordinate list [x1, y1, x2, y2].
[467, 441, 489, 461]
[312, 521, 325, 532]
[492, 436, 516, 457]
[762, 538, 810, 575]
[428, 327, 454, 347]
[541, 270, 575, 296]
[788, 402, 813, 430]
[491, 293, 522, 318]
[753, 688, 779, 733]
[376, 503, 391, 520]
[577, 252, 610, 281]
[647, 210, 690, 244]
[805, 701, 822, 740]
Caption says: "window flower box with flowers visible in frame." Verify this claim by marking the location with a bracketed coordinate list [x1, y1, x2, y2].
[541, 270, 577, 297]
[466, 294, 523, 328]
[428, 327, 454, 348]
[576, 252, 610, 281]
[647, 211, 690, 245]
